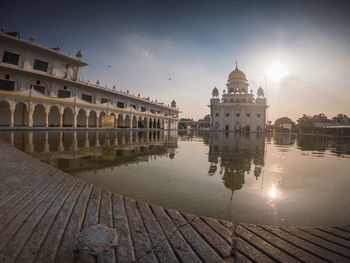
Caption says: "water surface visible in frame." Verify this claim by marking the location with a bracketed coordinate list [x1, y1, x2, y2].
[1, 130, 349, 226]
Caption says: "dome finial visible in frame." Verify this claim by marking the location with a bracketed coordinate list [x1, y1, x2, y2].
[235, 61, 238, 69]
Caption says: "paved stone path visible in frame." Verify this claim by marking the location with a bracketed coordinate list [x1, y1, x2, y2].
[0, 140, 349, 262]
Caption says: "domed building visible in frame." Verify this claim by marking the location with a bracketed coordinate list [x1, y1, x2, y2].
[209, 63, 267, 132]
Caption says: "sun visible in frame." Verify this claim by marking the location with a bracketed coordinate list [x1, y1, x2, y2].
[267, 63, 288, 82]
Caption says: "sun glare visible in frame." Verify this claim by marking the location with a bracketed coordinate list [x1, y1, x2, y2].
[267, 63, 288, 82]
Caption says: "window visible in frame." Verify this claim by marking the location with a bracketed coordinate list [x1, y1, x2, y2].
[117, 101, 124, 108]
[226, 113, 229, 117]
[150, 109, 155, 113]
[101, 98, 108, 104]
[236, 113, 240, 117]
[33, 59, 48, 72]
[246, 113, 250, 117]
[230, 99, 234, 102]
[0, 79, 15, 91]
[58, 89, 71, 98]
[141, 106, 146, 112]
[215, 113, 219, 117]
[2, 51, 19, 65]
[131, 104, 136, 110]
[82, 94, 92, 103]
[257, 113, 261, 118]
[5, 74, 10, 80]
[33, 85, 45, 94]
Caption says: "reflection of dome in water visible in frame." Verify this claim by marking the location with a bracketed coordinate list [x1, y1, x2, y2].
[222, 169, 245, 192]
[169, 152, 175, 159]
[254, 166, 262, 180]
[208, 164, 217, 175]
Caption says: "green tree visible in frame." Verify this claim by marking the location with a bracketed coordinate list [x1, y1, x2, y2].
[296, 114, 315, 131]
[332, 114, 349, 123]
[203, 114, 210, 121]
[274, 117, 294, 127]
[312, 113, 331, 123]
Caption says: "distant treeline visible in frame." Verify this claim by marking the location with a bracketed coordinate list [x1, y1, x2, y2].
[274, 113, 350, 135]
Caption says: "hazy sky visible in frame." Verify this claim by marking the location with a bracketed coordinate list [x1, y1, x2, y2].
[2, 0, 350, 122]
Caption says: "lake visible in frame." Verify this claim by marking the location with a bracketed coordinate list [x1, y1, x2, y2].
[1, 130, 349, 226]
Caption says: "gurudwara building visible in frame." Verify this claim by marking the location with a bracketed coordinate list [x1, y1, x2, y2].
[0, 31, 180, 129]
[209, 64, 267, 132]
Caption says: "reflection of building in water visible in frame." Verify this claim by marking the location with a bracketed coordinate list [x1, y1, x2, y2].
[273, 133, 295, 147]
[208, 132, 265, 197]
[296, 135, 350, 157]
[1, 131, 178, 174]
[209, 64, 267, 133]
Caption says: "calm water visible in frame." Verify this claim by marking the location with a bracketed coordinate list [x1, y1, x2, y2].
[1, 130, 350, 226]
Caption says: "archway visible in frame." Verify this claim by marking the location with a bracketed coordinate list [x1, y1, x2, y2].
[48, 106, 60, 127]
[63, 108, 74, 127]
[0, 101, 11, 126]
[14, 102, 28, 126]
[99, 111, 106, 127]
[138, 116, 143, 128]
[110, 113, 116, 128]
[153, 119, 157, 129]
[124, 115, 131, 128]
[117, 114, 123, 128]
[149, 118, 153, 129]
[161, 120, 164, 129]
[77, 109, 87, 127]
[33, 104, 46, 127]
[132, 116, 137, 128]
[88, 111, 97, 127]
[157, 119, 160, 129]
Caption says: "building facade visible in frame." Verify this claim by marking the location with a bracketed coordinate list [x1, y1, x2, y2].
[209, 64, 267, 132]
[0, 31, 179, 129]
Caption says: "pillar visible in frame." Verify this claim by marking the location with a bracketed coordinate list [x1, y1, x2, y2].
[59, 107, 64, 128]
[28, 103, 34, 127]
[45, 106, 49, 128]
[73, 112, 78, 128]
[96, 112, 100, 128]
[9, 104, 15, 128]
[86, 110, 90, 128]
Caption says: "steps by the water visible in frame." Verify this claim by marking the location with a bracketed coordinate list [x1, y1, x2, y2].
[0, 140, 349, 262]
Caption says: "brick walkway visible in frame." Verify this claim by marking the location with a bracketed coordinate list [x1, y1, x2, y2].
[0, 140, 349, 262]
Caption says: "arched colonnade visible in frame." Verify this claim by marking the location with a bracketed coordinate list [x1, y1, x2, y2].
[0, 100, 173, 129]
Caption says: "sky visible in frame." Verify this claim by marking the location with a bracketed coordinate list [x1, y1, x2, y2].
[1, 0, 350, 122]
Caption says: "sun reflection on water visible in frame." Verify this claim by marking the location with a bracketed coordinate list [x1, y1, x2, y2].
[268, 184, 278, 199]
